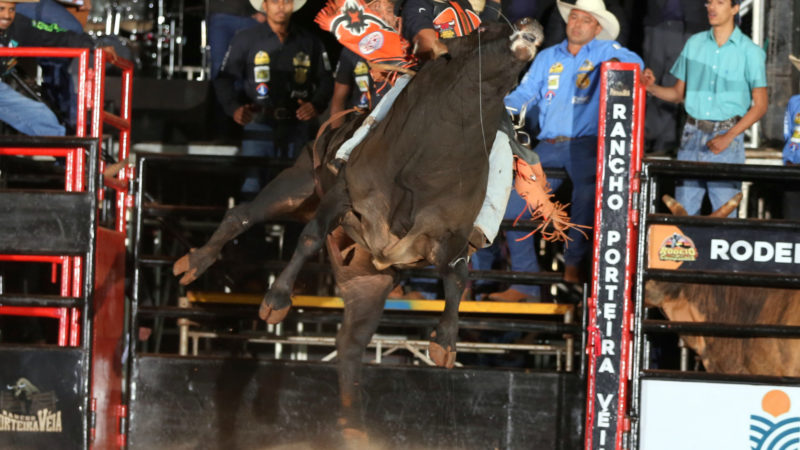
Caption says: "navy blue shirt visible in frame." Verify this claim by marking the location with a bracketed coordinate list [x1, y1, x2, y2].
[334, 48, 383, 109]
[505, 39, 643, 140]
[215, 22, 333, 119]
[400, 0, 499, 42]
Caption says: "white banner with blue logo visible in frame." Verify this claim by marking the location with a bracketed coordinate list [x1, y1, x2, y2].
[641, 379, 800, 449]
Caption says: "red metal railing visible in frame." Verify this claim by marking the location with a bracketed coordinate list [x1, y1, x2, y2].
[0, 47, 134, 347]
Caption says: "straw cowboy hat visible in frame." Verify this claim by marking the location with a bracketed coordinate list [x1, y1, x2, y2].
[790, 55, 800, 72]
[249, 0, 306, 13]
[557, 0, 620, 41]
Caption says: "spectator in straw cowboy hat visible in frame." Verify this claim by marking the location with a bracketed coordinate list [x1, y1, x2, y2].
[643, 0, 767, 217]
[494, 0, 642, 293]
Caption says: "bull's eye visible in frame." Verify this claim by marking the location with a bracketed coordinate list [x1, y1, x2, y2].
[521, 33, 538, 43]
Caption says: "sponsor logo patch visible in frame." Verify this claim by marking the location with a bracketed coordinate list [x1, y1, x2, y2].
[358, 31, 384, 55]
[254, 51, 270, 65]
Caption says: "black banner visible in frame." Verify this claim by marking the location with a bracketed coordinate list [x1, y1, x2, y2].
[0, 347, 87, 449]
[586, 64, 641, 450]
[648, 223, 800, 275]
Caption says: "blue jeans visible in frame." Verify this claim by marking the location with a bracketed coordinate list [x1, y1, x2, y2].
[675, 122, 744, 217]
[16, 0, 82, 128]
[208, 13, 259, 79]
[240, 120, 310, 193]
[498, 190, 542, 297]
[533, 136, 597, 267]
[0, 80, 65, 136]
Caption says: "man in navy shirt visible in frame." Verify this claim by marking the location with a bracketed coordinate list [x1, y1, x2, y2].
[215, 0, 333, 193]
[498, 0, 642, 290]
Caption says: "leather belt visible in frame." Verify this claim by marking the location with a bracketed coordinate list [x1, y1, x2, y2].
[543, 136, 574, 144]
[267, 107, 293, 120]
[686, 115, 740, 134]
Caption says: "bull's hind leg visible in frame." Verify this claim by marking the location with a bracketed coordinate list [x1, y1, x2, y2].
[173, 161, 316, 285]
[260, 179, 350, 324]
[429, 256, 468, 368]
[332, 248, 393, 441]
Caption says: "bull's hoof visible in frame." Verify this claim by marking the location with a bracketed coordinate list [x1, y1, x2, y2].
[172, 253, 197, 285]
[259, 291, 292, 324]
[341, 427, 369, 443]
[172, 247, 218, 285]
[429, 341, 457, 368]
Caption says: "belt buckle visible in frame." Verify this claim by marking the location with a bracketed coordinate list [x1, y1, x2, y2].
[273, 107, 291, 120]
[695, 120, 714, 134]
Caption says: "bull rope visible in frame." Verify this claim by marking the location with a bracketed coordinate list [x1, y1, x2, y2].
[310, 107, 363, 198]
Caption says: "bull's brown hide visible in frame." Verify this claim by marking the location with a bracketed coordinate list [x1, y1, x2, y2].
[341, 24, 528, 270]
[646, 280, 800, 376]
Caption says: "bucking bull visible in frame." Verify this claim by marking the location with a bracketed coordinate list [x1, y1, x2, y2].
[174, 20, 552, 435]
[647, 194, 800, 377]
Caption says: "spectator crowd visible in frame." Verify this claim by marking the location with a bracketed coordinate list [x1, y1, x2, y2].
[0, 0, 788, 301]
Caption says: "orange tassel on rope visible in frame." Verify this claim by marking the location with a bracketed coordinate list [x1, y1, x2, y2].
[512, 156, 590, 243]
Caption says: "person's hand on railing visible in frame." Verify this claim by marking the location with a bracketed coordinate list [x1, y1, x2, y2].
[99, 45, 120, 64]
[641, 68, 656, 89]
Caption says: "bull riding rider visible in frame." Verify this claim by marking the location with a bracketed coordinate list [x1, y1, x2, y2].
[642, 0, 767, 217]
[328, 0, 399, 128]
[400, 0, 500, 61]
[325, 0, 558, 243]
[0, 0, 116, 136]
[215, 0, 333, 194]
[502, 0, 643, 286]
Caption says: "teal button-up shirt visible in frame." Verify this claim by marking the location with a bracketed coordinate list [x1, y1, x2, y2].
[670, 26, 766, 121]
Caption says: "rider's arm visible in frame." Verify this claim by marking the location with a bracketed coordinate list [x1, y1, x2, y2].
[480, 0, 501, 22]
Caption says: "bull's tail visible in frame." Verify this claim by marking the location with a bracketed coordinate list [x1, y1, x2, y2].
[512, 157, 591, 243]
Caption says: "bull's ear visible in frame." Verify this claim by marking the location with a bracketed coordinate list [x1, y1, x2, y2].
[662, 194, 688, 216]
[709, 192, 743, 218]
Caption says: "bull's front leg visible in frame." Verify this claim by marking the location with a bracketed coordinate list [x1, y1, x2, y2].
[429, 256, 468, 368]
[260, 179, 350, 324]
[332, 248, 393, 442]
[173, 162, 316, 285]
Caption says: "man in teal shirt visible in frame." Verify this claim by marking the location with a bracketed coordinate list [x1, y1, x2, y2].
[643, 0, 767, 216]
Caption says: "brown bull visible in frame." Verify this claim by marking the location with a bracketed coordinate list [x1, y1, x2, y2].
[174, 21, 543, 437]
[646, 194, 800, 377]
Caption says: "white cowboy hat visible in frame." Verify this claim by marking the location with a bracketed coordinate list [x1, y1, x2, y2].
[790, 55, 800, 72]
[249, 0, 307, 13]
[557, 0, 620, 41]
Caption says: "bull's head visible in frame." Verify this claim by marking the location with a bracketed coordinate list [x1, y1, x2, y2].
[510, 18, 544, 62]
[9, 377, 39, 398]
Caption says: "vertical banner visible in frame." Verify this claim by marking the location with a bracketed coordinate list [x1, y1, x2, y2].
[584, 62, 644, 450]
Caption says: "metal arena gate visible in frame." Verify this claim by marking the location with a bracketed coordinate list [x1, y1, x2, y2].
[629, 161, 800, 449]
[2, 54, 797, 450]
[585, 62, 800, 450]
[0, 47, 133, 449]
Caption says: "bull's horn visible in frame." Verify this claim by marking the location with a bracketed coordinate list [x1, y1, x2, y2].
[709, 192, 743, 218]
[661, 194, 688, 216]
